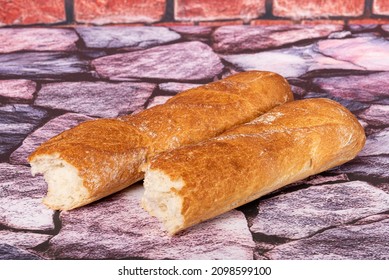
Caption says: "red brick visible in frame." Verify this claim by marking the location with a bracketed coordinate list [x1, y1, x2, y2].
[0, 0, 65, 25]
[250, 19, 294, 25]
[349, 18, 389, 25]
[273, 0, 365, 19]
[300, 19, 345, 25]
[175, 0, 265, 22]
[153, 21, 194, 27]
[373, 0, 389, 16]
[74, 0, 166, 25]
[198, 20, 244, 26]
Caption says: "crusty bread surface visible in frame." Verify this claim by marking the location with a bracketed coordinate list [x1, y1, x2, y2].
[142, 98, 366, 234]
[29, 71, 293, 210]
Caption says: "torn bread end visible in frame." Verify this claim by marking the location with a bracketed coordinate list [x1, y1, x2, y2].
[29, 154, 89, 210]
[142, 168, 185, 235]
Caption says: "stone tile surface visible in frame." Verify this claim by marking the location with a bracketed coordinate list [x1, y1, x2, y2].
[315, 36, 389, 71]
[359, 128, 389, 157]
[93, 41, 223, 81]
[0, 28, 78, 53]
[10, 113, 94, 165]
[0, 244, 42, 260]
[265, 218, 389, 259]
[0, 230, 51, 249]
[213, 24, 342, 53]
[170, 26, 213, 41]
[0, 105, 47, 156]
[35, 82, 155, 118]
[0, 80, 36, 100]
[331, 156, 389, 178]
[76, 26, 180, 49]
[222, 45, 364, 78]
[40, 185, 255, 260]
[0, 52, 88, 79]
[0, 25, 388, 260]
[251, 181, 389, 239]
[359, 105, 389, 126]
[0, 163, 54, 231]
[312, 73, 389, 103]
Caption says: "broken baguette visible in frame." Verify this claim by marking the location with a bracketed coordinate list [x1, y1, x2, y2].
[142, 98, 366, 234]
[28, 71, 293, 210]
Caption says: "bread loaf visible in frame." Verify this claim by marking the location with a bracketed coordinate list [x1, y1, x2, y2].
[28, 71, 293, 210]
[142, 98, 366, 234]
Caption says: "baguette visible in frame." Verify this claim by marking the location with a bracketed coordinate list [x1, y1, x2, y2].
[142, 98, 366, 234]
[28, 71, 293, 210]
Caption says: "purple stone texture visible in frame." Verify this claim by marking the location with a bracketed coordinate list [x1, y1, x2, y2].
[92, 41, 224, 82]
[0, 244, 42, 260]
[359, 105, 389, 126]
[0, 52, 88, 79]
[0, 104, 47, 156]
[0, 80, 36, 100]
[10, 113, 94, 165]
[251, 181, 389, 239]
[213, 24, 342, 53]
[40, 185, 255, 260]
[315, 36, 389, 71]
[0, 25, 387, 260]
[222, 44, 364, 78]
[0, 163, 55, 231]
[312, 73, 389, 103]
[170, 26, 212, 42]
[0, 28, 78, 53]
[359, 128, 389, 157]
[0, 231, 51, 249]
[265, 216, 389, 259]
[76, 26, 180, 50]
[34, 82, 155, 118]
[331, 156, 388, 179]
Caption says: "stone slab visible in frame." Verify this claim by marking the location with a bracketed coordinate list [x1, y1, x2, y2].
[0, 52, 88, 79]
[92, 41, 223, 82]
[0, 230, 51, 249]
[251, 181, 389, 239]
[213, 24, 342, 53]
[76, 26, 180, 49]
[0, 28, 78, 53]
[359, 128, 389, 157]
[265, 218, 389, 259]
[359, 104, 389, 126]
[0, 244, 42, 260]
[315, 36, 389, 71]
[0, 104, 47, 156]
[330, 156, 389, 179]
[0, 79, 36, 100]
[0, 163, 54, 231]
[35, 82, 155, 118]
[313, 73, 389, 103]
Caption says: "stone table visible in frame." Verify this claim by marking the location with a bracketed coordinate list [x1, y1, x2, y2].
[0, 25, 388, 260]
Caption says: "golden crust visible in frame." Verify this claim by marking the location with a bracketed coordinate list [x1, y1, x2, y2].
[147, 98, 366, 233]
[29, 71, 293, 210]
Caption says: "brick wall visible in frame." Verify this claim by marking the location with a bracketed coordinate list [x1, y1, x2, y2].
[0, 0, 388, 26]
